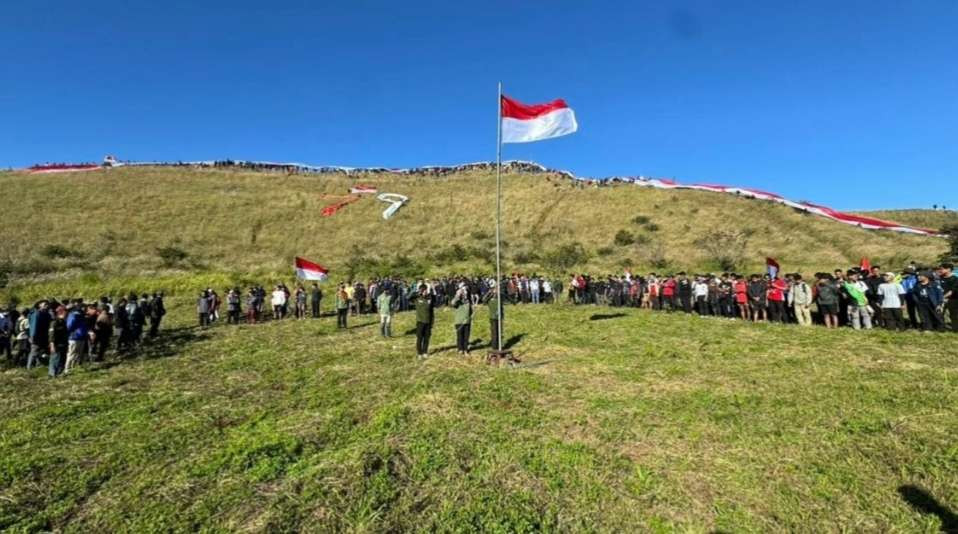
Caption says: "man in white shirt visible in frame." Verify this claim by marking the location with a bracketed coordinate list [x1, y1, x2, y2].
[271, 286, 287, 320]
[876, 272, 906, 331]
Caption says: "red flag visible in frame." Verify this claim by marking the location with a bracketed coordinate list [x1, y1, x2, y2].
[860, 257, 871, 272]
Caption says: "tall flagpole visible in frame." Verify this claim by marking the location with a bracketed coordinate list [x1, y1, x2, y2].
[495, 81, 504, 352]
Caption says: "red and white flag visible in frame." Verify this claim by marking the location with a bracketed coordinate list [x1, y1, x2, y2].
[294, 257, 329, 281]
[501, 94, 578, 144]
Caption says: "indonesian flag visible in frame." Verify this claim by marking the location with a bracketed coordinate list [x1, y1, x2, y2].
[766, 257, 780, 279]
[294, 256, 329, 281]
[501, 94, 578, 143]
[860, 257, 871, 273]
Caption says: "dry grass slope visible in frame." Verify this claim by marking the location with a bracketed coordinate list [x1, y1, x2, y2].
[0, 166, 949, 293]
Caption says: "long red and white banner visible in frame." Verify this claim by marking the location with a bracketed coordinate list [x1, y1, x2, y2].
[19, 159, 941, 236]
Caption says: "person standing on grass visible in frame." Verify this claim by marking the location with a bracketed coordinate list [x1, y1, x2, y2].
[377, 288, 393, 337]
[49, 306, 68, 377]
[64, 304, 89, 374]
[676, 272, 693, 313]
[913, 272, 945, 332]
[747, 275, 767, 322]
[843, 270, 873, 330]
[226, 288, 241, 324]
[413, 284, 435, 359]
[271, 285, 286, 320]
[900, 268, 919, 328]
[197, 291, 211, 327]
[336, 283, 349, 329]
[451, 282, 473, 355]
[876, 272, 906, 331]
[692, 276, 709, 315]
[295, 285, 307, 319]
[0, 308, 12, 363]
[310, 283, 322, 318]
[789, 274, 813, 326]
[938, 262, 958, 332]
[245, 288, 258, 324]
[149, 292, 166, 337]
[27, 300, 52, 370]
[115, 298, 131, 350]
[15, 309, 30, 366]
[767, 276, 788, 323]
[93, 305, 112, 362]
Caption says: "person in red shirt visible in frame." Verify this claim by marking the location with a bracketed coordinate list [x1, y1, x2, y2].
[767, 276, 789, 323]
[733, 275, 750, 320]
[662, 276, 677, 312]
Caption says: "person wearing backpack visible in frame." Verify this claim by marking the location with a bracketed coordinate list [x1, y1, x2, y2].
[789, 274, 813, 326]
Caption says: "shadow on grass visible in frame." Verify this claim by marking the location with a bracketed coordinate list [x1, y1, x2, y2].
[898, 485, 958, 533]
[89, 326, 209, 372]
[589, 313, 627, 321]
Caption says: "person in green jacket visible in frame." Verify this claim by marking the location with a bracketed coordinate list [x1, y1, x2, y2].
[377, 290, 393, 337]
[451, 282, 472, 355]
[335, 284, 349, 329]
[413, 284, 435, 359]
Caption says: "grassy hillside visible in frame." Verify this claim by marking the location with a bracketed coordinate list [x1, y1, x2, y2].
[0, 166, 949, 295]
[1, 302, 956, 532]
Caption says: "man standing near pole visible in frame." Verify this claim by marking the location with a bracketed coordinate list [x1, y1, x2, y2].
[492, 86, 578, 362]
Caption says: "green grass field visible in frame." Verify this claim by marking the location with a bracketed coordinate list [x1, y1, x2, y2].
[2, 299, 956, 532]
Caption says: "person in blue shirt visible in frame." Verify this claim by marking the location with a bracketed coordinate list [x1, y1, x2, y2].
[913, 272, 945, 332]
[64, 304, 89, 374]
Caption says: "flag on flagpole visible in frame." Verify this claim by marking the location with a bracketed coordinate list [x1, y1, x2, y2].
[500, 94, 578, 144]
[766, 257, 780, 279]
[294, 257, 329, 281]
[860, 257, 871, 272]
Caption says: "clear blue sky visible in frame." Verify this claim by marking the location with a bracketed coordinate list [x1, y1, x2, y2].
[3, 1, 956, 210]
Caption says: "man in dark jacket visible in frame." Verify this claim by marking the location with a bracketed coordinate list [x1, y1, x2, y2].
[149, 292, 166, 336]
[413, 285, 435, 359]
[676, 273, 693, 313]
[939, 263, 958, 332]
[913, 272, 945, 331]
[484, 282, 504, 352]
[310, 283, 322, 318]
[27, 300, 52, 370]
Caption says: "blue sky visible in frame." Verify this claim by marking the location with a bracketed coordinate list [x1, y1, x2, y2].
[2, 1, 956, 210]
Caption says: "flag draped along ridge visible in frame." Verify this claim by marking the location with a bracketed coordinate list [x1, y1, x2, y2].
[501, 95, 578, 143]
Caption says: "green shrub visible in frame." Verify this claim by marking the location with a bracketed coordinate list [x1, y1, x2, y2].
[543, 242, 590, 271]
[645, 223, 660, 233]
[41, 244, 79, 259]
[631, 215, 651, 225]
[157, 246, 189, 267]
[613, 230, 634, 246]
[597, 246, 614, 257]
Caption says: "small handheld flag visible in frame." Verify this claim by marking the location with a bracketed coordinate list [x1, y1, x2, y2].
[294, 257, 329, 281]
[860, 257, 871, 273]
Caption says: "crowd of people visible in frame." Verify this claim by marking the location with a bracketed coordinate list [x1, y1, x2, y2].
[0, 293, 166, 377]
[566, 262, 957, 332]
[3, 262, 954, 377]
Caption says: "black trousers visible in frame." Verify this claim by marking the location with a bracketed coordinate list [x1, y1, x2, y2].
[947, 300, 958, 333]
[489, 319, 500, 351]
[416, 322, 432, 355]
[916, 302, 944, 331]
[768, 300, 786, 323]
[149, 316, 162, 336]
[455, 324, 471, 352]
[680, 295, 692, 313]
[337, 308, 348, 328]
[695, 296, 708, 315]
[198, 313, 210, 327]
[882, 308, 904, 331]
[312, 300, 321, 318]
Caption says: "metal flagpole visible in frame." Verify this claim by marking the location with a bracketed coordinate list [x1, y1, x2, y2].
[495, 81, 504, 353]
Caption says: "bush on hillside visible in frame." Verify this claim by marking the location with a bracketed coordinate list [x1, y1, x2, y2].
[543, 242, 590, 272]
[694, 229, 753, 272]
[645, 223, 660, 232]
[596, 246, 614, 257]
[41, 244, 80, 259]
[631, 215, 651, 225]
[613, 230, 635, 246]
[157, 246, 189, 267]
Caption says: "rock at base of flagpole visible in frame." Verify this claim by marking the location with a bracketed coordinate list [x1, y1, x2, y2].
[486, 349, 519, 367]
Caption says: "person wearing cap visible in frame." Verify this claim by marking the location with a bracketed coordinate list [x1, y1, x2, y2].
[938, 263, 958, 332]
[876, 272, 906, 331]
[451, 282, 473, 355]
[413, 284, 435, 359]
